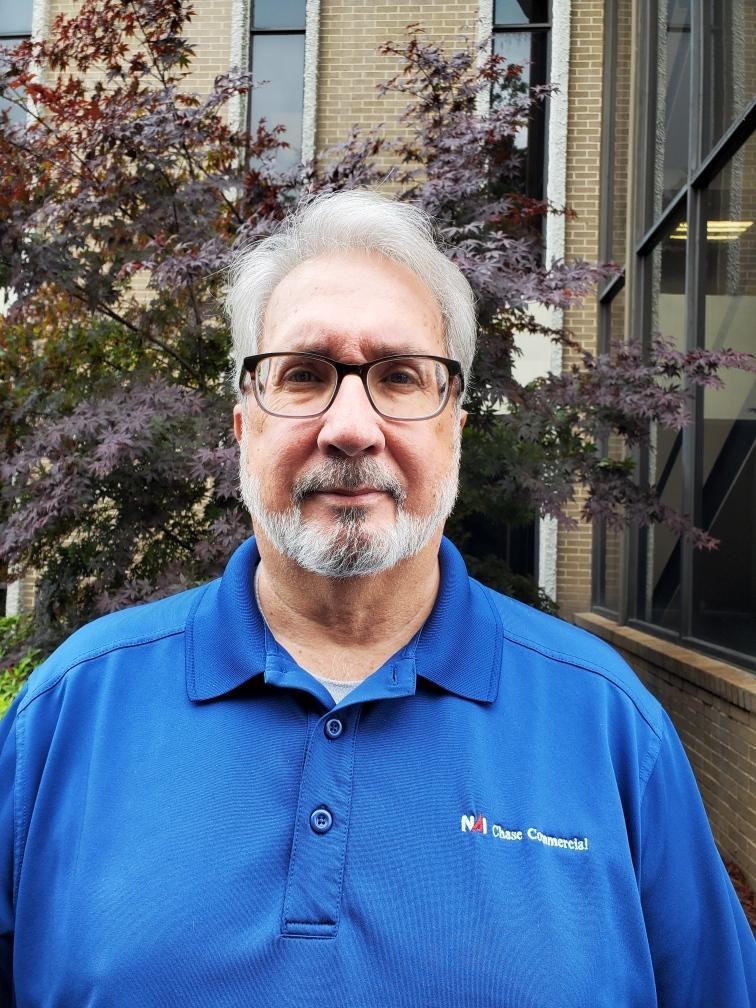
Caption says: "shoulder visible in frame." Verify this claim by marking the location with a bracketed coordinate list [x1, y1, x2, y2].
[478, 580, 664, 739]
[21, 583, 213, 709]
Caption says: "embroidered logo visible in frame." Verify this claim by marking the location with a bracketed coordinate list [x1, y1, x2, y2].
[461, 813, 487, 835]
[461, 813, 589, 851]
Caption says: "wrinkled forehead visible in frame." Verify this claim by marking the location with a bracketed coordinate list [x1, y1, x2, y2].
[261, 250, 447, 359]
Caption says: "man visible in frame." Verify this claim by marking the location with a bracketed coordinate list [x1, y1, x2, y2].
[0, 190, 753, 1006]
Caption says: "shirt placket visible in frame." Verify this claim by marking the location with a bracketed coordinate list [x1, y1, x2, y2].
[281, 707, 360, 938]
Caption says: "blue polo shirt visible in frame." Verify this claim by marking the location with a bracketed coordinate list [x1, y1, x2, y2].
[1, 537, 753, 1006]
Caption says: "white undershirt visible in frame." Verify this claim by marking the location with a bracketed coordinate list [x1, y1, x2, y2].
[253, 565, 361, 704]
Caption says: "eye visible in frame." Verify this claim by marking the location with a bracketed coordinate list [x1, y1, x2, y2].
[282, 367, 322, 384]
[270, 355, 333, 388]
[375, 363, 426, 390]
[385, 368, 419, 386]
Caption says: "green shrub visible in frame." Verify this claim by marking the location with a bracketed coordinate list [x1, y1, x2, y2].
[0, 616, 40, 717]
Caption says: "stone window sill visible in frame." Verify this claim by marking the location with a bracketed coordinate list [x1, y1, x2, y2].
[574, 613, 755, 714]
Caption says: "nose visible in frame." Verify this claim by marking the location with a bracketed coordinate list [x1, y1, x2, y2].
[316, 374, 386, 457]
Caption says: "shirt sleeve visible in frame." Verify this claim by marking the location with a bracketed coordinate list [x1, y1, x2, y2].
[0, 686, 26, 1006]
[639, 709, 755, 1006]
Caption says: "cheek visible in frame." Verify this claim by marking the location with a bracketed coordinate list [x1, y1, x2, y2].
[395, 442, 443, 495]
[415, 430, 459, 496]
[244, 420, 319, 476]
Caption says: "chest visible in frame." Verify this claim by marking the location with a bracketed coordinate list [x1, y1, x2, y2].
[15, 692, 655, 1007]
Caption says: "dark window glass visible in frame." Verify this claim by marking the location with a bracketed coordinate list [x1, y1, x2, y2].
[594, 289, 627, 616]
[492, 1, 550, 199]
[248, 1, 306, 170]
[636, 225, 687, 631]
[492, 30, 548, 153]
[702, 2, 754, 158]
[252, 0, 305, 29]
[249, 33, 305, 165]
[596, 522, 623, 615]
[655, 0, 691, 209]
[0, 0, 32, 126]
[693, 136, 756, 655]
[0, 81, 26, 126]
[494, 0, 549, 24]
[595, 0, 755, 667]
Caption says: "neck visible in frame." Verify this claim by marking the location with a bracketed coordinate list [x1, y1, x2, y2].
[254, 531, 443, 682]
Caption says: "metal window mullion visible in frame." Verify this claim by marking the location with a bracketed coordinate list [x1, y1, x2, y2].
[494, 23, 552, 30]
[598, 0, 618, 267]
[628, 250, 654, 622]
[634, 186, 686, 256]
[592, 0, 619, 611]
[635, 0, 658, 245]
[678, 0, 705, 640]
[598, 271, 625, 304]
[680, 184, 705, 639]
[250, 27, 305, 35]
[691, 97, 756, 192]
[624, 0, 658, 624]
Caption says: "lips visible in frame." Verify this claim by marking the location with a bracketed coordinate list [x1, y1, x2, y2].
[292, 460, 406, 506]
[315, 486, 382, 496]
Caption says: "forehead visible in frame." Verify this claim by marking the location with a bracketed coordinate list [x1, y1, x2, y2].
[261, 250, 446, 359]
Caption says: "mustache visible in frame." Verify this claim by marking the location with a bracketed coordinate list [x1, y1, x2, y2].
[292, 459, 405, 506]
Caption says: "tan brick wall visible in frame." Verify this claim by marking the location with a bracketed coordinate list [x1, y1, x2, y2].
[557, 0, 605, 619]
[576, 613, 756, 891]
[47, 0, 234, 100]
[316, 2, 479, 156]
[183, 3, 234, 97]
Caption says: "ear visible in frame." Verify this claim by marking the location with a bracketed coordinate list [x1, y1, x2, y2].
[459, 409, 468, 431]
[233, 404, 244, 445]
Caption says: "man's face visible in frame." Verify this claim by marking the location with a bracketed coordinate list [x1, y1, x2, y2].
[233, 250, 466, 577]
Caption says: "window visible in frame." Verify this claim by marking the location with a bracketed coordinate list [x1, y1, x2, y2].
[595, 0, 756, 669]
[248, 0, 306, 169]
[492, 0, 551, 198]
[0, 0, 32, 126]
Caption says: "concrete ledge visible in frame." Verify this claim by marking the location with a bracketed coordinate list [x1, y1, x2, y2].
[574, 613, 755, 714]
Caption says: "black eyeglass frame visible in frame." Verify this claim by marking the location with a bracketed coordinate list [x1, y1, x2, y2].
[239, 351, 465, 421]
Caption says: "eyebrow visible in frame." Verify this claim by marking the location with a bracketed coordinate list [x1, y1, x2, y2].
[288, 339, 435, 359]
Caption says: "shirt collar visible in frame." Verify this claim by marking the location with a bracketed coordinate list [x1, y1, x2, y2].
[186, 536, 501, 704]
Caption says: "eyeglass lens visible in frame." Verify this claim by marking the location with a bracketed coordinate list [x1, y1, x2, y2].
[253, 354, 451, 419]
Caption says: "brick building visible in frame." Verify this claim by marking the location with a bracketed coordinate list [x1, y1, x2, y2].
[2, 1, 755, 887]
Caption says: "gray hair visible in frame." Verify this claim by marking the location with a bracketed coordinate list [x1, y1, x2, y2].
[225, 189, 477, 391]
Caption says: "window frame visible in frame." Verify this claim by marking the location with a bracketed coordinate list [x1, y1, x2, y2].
[594, 0, 756, 670]
[0, 0, 34, 126]
[491, 0, 552, 200]
[247, 0, 308, 167]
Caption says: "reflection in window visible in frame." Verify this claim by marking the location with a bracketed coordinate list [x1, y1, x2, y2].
[0, 0, 32, 126]
[637, 224, 687, 630]
[656, 0, 690, 209]
[594, 290, 627, 617]
[594, 0, 755, 667]
[693, 137, 756, 655]
[492, 1, 550, 198]
[494, 1, 549, 24]
[252, 0, 306, 29]
[703, 2, 753, 157]
[248, 0, 306, 170]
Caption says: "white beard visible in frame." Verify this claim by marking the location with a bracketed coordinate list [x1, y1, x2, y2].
[238, 424, 460, 578]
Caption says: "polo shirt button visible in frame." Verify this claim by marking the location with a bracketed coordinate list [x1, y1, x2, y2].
[324, 717, 343, 739]
[310, 807, 333, 834]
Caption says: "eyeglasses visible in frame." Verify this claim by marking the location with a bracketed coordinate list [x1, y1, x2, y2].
[239, 352, 464, 421]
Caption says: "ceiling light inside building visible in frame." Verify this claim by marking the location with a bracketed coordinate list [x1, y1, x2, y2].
[669, 220, 753, 241]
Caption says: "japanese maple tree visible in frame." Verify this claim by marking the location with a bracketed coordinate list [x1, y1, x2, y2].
[0, 2, 752, 654]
